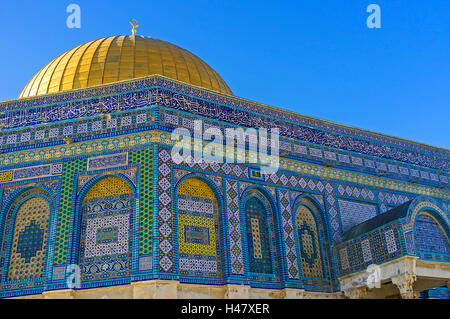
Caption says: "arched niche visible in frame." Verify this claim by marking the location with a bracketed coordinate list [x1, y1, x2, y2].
[414, 211, 450, 257]
[76, 175, 135, 283]
[293, 196, 326, 279]
[175, 176, 225, 280]
[0, 187, 53, 283]
[241, 187, 278, 276]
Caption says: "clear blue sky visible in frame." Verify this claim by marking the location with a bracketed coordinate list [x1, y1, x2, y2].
[0, 1, 449, 149]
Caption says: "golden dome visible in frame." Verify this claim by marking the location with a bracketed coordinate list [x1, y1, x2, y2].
[19, 35, 232, 98]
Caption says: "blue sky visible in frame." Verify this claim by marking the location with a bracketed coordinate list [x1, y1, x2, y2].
[0, 1, 449, 149]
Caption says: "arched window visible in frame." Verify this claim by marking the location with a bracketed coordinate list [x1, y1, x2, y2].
[7, 196, 50, 281]
[414, 212, 450, 255]
[78, 176, 134, 282]
[295, 204, 324, 279]
[244, 194, 273, 275]
[176, 177, 223, 279]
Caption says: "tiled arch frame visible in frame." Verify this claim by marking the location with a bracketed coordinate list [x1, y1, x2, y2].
[402, 196, 450, 257]
[0, 186, 56, 296]
[405, 196, 449, 229]
[291, 194, 332, 289]
[407, 197, 450, 261]
[68, 173, 139, 289]
[172, 173, 228, 285]
[413, 211, 450, 257]
[240, 185, 284, 287]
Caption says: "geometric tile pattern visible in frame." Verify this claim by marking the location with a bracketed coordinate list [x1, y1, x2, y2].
[173, 169, 223, 196]
[87, 152, 128, 171]
[384, 229, 398, 254]
[53, 159, 87, 265]
[184, 225, 211, 246]
[310, 194, 325, 210]
[7, 197, 50, 281]
[0, 179, 59, 213]
[0, 163, 63, 184]
[0, 185, 55, 295]
[76, 167, 138, 195]
[414, 213, 450, 256]
[403, 197, 449, 231]
[337, 199, 378, 233]
[244, 195, 273, 275]
[250, 218, 262, 258]
[0, 171, 13, 183]
[296, 205, 324, 278]
[1, 76, 446, 174]
[129, 148, 153, 256]
[79, 177, 133, 282]
[225, 180, 244, 275]
[323, 192, 340, 242]
[336, 223, 404, 276]
[278, 189, 299, 279]
[83, 176, 132, 200]
[404, 230, 416, 255]
[52, 265, 66, 281]
[177, 177, 223, 278]
[339, 248, 350, 271]
[0, 75, 448, 297]
[336, 184, 375, 202]
[174, 157, 249, 181]
[268, 173, 341, 242]
[84, 215, 128, 258]
[361, 239, 372, 262]
[139, 256, 152, 271]
[157, 148, 174, 273]
[336, 197, 449, 277]
[16, 220, 45, 263]
[378, 191, 413, 213]
[154, 88, 448, 171]
[0, 106, 152, 156]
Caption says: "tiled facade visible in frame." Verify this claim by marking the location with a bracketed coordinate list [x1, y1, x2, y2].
[0, 75, 448, 298]
[337, 199, 378, 233]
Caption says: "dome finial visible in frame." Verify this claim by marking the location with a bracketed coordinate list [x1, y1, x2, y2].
[130, 19, 139, 36]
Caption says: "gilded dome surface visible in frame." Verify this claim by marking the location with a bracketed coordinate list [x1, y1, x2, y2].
[19, 35, 232, 98]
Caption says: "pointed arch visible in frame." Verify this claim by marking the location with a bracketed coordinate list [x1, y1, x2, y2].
[240, 186, 279, 277]
[401, 196, 450, 260]
[74, 175, 135, 285]
[404, 196, 449, 231]
[292, 195, 327, 279]
[0, 186, 53, 284]
[413, 210, 450, 257]
[174, 174, 225, 280]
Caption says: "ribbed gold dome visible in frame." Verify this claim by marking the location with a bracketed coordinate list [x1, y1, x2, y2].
[19, 35, 232, 98]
